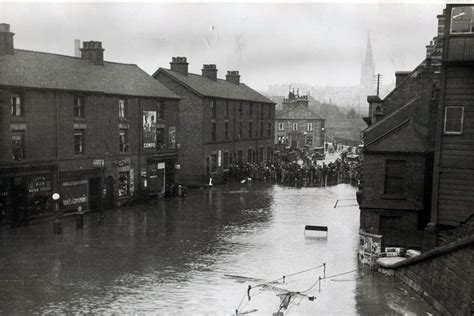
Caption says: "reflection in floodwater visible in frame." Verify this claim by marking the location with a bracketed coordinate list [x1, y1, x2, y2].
[0, 183, 434, 314]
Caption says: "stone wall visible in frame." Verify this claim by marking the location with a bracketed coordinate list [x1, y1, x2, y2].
[394, 237, 473, 315]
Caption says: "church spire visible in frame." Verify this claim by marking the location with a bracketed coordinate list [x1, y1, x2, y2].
[360, 31, 375, 91]
[364, 32, 374, 67]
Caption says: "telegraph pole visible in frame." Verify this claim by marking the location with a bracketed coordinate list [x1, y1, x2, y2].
[374, 73, 383, 97]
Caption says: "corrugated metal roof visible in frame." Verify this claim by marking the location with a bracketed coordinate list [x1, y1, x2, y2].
[0, 49, 179, 99]
[157, 68, 274, 104]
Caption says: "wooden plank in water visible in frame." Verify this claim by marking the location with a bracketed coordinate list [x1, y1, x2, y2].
[305, 225, 328, 232]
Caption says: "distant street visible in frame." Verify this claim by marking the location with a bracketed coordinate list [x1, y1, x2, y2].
[0, 182, 434, 315]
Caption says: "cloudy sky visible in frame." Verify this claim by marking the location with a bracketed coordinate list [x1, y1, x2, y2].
[1, 1, 444, 90]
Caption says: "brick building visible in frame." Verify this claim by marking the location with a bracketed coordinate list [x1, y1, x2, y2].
[357, 14, 444, 260]
[275, 89, 325, 151]
[0, 24, 179, 224]
[153, 58, 275, 186]
[428, 4, 474, 235]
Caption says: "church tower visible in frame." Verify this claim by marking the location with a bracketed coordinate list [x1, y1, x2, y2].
[360, 32, 375, 94]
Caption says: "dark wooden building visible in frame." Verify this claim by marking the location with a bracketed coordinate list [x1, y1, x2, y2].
[153, 58, 275, 186]
[429, 4, 474, 231]
[0, 24, 179, 223]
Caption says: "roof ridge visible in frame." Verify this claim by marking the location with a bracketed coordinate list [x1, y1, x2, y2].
[13, 49, 138, 67]
[365, 96, 420, 133]
[365, 118, 412, 148]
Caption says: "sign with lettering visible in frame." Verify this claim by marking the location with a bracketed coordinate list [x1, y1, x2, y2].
[143, 110, 157, 151]
[62, 180, 88, 210]
[93, 159, 105, 168]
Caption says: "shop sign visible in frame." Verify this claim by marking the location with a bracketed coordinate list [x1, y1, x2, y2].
[112, 157, 130, 167]
[28, 176, 52, 194]
[157, 162, 165, 170]
[62, 180, 88, 209]
[143, 110, 157, 151]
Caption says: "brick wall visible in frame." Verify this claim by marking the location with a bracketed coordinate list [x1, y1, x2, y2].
[395, 239, 473, 315]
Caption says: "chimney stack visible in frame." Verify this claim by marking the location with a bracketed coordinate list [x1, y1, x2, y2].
[80, 41, 104, 65]
[0, 23, 14, 56]
[226, 71, 240, 84]
[170, 57, 188, 75]
[74, 39, 81, 58]
[367, 95, 383, 126]
[202, 64, 217, 81]
[395, 71, 411, 87]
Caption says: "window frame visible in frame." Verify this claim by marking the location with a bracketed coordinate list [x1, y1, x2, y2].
[211, 100, 217, 119]
[211, 122, 217, 141]
[444, 106, 464, 135]
[11, 94, 23, 117]
[450, 6, 474, 34]
[74, 129, 85, 155]
[74, 96, 85, 118]
[278, 122, 284, 131]
[11, 130, 25, 160]
[248, 122, 253, 139]
[224, 122, 229, 140]
[384, 160, 406, 196]
[119, 129, 129, 153]
[119, 99, 127, 119]
[293, 122, 298, 131]
[307, 122, 313, 132]
[211, 153, 217, 173]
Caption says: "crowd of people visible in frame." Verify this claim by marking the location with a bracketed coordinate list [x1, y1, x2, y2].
[228, 148, 361, 188]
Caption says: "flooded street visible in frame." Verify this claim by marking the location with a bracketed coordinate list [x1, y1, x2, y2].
[0, 183, 434, 315]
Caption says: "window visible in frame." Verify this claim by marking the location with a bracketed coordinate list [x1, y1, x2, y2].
[239, 102, 243, 118]
[268, 122, 272, 137]
[248, 148, 252, 163]
[74, 129, 84, 154]
[259, 147, 263, 162]
[248, 122, 253, 138]
[260, 122, 264, 137]
[211, 154, 217, 172]
[119, 129, 129, 153]
[305, 135, 313, 146]
[11, 131, 25, 160]
[293, 122, 298, 131]
[119, 99, 127, 119]
[451, 6, 474, 34]
[307, 122, 313, 131]
[278, 122, 284, 131]
[225, 122, 229, 140]
[444, 106, 464, 134]
[11, 94, 23, 117]
[267, 147, 271, 161]
[118, 171, 130, 197]
[259, 104, 264, 120]
[225, 101, 229, 118]
[238, 150, 243, 164]
[156, 128, 164, 150]
[74, 96, 85, 118]
[157, 101, 164, 119]
[211, 100, 217, 119]
[223, 152, 229, 169]
[385, 160, 405, 195]
[212, 122, 217, 141]
[249, 103, 253, 117]
[268, 104, 272, 119]
[239, 122, 243, 139]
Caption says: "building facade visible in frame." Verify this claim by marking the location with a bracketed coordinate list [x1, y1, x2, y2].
[0, 24, 180, 224]
[153, 58, 275, 186]
[275, 90, 325, 151]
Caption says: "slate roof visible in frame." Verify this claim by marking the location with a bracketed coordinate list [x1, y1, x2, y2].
[155, 68, 274, 104]
[0, 49, 179, 99]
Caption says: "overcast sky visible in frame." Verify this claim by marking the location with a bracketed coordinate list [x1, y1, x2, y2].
[1, 1, 444, 90]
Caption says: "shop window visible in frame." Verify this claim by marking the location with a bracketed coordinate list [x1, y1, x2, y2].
[11, 94, 23, 117]
[444, 106, 464, 134]
[305, 135, 313, 146]
[223, 152, 229, 170]
[74, 129, 85, 154]
[248, 148, 252, 163]
[253, 150, 256, 163]
[211, 100, 217, 119]
[74, 96, 85, 118]
[259, 147, 263, 162]
[11, 131, 25, 160]
[157, 101, 164, 119]
[118, 171, 130, 197]
[238, 150, 243, 164]
[451, 6, 474, 34]
[156, 128, 164, 150]
[211, 154, 217, 172]
[248, 122, 253, 138]
[212, 122, 217, 141]
[293, 122, 298, 131]
[267, 146, 272, 161]
[278, 122, 284, 131]
[119, 129, 129, 153]
[119, 99, 127, 119]
[307, 122, 313, 131]
[225, 122, 229, 140]
[268, 122, 272, 137]
[384, 160, 405, 195]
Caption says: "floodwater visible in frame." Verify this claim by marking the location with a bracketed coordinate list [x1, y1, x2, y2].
[0, 182, 434, 315]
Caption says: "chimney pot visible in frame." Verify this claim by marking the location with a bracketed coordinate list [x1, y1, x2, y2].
[80, 41, 104, 65]
[170, 56, 188, 75]
[202, 64, 218, 81]
[226, 70, 240, 84]
[0, 23, 15, 56]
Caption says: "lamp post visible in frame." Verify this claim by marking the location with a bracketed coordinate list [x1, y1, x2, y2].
[52, 192, 62, 234]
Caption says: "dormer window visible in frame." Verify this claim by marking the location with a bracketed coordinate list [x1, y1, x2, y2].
[451, 6, 474, 34]
[11, 94, 23, 117]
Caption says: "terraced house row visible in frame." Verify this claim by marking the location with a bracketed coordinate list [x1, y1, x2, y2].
[0, 23, 275, 224]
